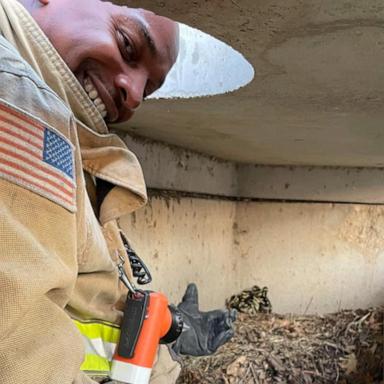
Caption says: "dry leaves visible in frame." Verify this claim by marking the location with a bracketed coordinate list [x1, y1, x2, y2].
[177, 308, 383, 384]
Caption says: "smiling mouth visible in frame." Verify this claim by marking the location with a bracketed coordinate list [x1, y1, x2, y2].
[83, 77, 108, 119]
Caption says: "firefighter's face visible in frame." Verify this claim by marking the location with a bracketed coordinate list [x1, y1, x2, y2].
[33, 0, 179, 123]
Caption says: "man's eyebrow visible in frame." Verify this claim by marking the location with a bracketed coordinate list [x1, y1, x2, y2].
[137, 20, 157, 55]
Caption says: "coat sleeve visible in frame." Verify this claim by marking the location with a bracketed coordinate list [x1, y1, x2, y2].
[0, 39, 97, 384]
[0, 109, 95, 384]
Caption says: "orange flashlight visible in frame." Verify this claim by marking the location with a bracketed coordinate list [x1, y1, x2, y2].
[111, 291, 183, 384]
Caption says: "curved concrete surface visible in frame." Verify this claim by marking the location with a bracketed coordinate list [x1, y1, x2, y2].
[115, 0, 384, 167]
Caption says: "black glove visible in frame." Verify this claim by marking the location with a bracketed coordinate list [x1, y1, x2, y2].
[172, 283, 236, 356]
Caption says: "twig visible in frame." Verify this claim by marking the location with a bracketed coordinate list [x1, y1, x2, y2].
[356, 311, 372, 327]
[230, 0, 241, 9]
[334, 360, 340, 383]
[303, 296, 314, 315]
[250, 363, 259, 384]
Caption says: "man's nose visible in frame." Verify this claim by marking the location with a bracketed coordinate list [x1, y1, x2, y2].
[114, 71, 147, 111]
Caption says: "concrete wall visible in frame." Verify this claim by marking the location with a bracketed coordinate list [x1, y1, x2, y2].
[120, 196, 384, 314]
[119, 135, 384, 314]
[233, 202, 384, 314]
[120, 197, 237, 309]
[123, 134, 384, 203]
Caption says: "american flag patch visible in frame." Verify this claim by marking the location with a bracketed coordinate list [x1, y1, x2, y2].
[0, 101, 76, 212]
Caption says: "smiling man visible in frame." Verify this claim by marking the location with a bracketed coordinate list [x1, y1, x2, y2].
[29, 0, 179, 123]
[25, 0, 179, 123]
[0, 0, 235, 383]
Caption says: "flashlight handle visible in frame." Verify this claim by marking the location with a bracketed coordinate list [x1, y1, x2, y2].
[111, 292, 172, 384]
[118, 292, 149, 359]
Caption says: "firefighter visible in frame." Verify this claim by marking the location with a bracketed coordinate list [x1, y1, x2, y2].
[0, 0, 235, 383]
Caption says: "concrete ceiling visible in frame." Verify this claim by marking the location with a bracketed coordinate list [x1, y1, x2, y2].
[115, 0, 384, 167]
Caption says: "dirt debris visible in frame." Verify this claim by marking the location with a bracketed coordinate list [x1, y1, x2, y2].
[177, 307, 383, 384]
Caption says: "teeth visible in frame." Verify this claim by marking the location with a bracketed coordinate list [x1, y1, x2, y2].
[96, 103, 106, 113]
[84, 76, 108, 118]
[85, 83, 94, 93]
[94, 97, 103, 106]
[88, 90, 98, 100]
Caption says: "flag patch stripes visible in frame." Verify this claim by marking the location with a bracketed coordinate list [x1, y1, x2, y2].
[0, 101, 76, 212]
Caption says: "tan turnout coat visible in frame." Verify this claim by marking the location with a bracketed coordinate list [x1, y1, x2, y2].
[0, 1, 180, 383]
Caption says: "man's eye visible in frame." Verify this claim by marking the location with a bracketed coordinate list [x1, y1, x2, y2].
[117, 30, 135, 62]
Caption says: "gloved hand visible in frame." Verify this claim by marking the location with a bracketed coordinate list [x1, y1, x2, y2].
[172, 283, 236, 356]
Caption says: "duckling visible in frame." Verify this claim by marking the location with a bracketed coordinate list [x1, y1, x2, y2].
[226, 285, 272, 315]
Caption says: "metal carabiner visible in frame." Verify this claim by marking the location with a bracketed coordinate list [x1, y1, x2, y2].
[117, 253, 137, 294]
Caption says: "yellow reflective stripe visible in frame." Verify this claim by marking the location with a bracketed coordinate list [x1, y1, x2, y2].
[74, 320, 121, 344]
[80, 353, 110, 373]
[73, 319, 122, 374]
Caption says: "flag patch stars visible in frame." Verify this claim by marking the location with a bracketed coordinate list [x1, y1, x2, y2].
[43, 129, 74, 179]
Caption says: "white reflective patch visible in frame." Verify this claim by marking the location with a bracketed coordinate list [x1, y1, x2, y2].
[82, 336, 117, 361]
[111, 360, 152, 384]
